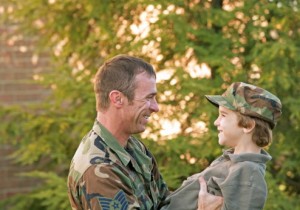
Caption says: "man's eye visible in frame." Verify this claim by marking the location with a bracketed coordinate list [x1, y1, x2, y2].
[147, 96, 155, 100]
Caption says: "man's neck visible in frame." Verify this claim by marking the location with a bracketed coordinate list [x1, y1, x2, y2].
[97, 112, 129, 147]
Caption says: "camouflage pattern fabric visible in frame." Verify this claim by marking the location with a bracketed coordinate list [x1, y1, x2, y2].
[67, 120, 169, 210]
[205, 82, 282, 129]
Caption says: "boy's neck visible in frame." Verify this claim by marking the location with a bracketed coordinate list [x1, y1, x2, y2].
[233, 147, 261, 154]
[234, 144, 261, 154]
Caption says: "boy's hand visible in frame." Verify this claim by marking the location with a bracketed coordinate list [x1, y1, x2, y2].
[198, 177, 223, 210]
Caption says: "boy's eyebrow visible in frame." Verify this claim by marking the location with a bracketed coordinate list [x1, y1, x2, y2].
[219, 110, 228, 115]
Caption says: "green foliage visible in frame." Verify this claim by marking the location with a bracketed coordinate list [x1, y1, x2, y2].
[0, 172, 69, 210]
[1, 0, 300, 209]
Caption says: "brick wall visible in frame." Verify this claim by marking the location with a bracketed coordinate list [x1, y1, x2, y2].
[0, 24, 50, 105]
[0, 23, 51, 200]
[0, 146, 41, 200]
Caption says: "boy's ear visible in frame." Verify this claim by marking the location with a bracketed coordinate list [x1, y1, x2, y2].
[243, 119, 255, 133]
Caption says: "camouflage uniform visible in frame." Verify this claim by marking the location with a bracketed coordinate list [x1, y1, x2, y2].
[68, 121, 169, 210]
[161, 82, 282, 210]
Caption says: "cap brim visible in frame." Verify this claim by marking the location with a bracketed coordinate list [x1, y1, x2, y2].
[205, 95, 236, 110]
[205, 95, 223, 107]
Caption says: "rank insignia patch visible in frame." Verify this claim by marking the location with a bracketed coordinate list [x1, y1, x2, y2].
[98, 190, 129, 210]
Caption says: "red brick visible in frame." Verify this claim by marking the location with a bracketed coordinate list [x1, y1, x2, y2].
[0, 23, 51, 200]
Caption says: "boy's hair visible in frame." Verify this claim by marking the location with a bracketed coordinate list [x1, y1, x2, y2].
[205, 82, 282, 129]
[236, 112, 272, 147]
[94, 55, 156, 111]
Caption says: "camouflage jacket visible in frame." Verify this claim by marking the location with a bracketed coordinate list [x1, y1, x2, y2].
[67, 120, 169, 210]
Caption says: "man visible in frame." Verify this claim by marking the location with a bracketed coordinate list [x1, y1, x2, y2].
[67, 55, 222, 210]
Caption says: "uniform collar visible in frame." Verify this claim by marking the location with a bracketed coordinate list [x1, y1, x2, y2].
[223, 148, 272, 164]
[93, 120, 152, 180]
[126, 138, 152, 180]
[93, 120, 131, 166]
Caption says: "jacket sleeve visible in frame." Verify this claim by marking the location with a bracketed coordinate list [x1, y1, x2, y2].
[77, 164, 140, 210]
[219, 162, 268, 210]
[159, 178, 199, 210]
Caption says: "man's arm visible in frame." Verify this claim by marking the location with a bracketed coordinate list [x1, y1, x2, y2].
[74, 164, 139, 210]
[198, 177, 223, 210]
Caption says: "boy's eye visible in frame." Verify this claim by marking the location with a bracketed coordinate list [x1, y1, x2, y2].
[219, 113, 226, 117]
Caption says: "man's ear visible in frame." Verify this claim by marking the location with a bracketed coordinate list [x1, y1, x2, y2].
[243, 119, 255, 133]
[109, 90, 123, 107]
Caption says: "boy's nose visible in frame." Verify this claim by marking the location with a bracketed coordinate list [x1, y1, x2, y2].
[214, 117, 220, 126]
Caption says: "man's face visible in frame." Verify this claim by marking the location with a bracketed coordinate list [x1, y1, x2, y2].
[122, 72, 159, 135]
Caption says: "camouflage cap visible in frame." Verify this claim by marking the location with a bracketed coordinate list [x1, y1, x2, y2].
[205, 82, 282, 129]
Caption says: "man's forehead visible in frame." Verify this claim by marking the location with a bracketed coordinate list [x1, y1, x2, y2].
[134, 80, 157, 98]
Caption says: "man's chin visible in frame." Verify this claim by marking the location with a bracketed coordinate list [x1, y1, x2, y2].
[132, 126, 146, 134]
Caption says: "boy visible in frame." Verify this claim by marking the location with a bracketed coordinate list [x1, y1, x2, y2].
[161, 82, 282, 210]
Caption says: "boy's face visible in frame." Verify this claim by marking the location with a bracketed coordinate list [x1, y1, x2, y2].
[214, 106, 244, 147]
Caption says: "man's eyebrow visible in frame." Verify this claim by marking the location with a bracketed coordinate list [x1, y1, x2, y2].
[148, 92, 157, 97]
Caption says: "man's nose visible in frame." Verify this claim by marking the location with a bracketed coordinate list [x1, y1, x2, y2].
[150, 100, 159, 112]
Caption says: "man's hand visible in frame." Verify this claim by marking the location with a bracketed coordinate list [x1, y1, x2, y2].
[198, 177, 223, 210]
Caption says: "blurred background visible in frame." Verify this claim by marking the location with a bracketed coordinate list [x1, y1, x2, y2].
[0, 0, 299, 209]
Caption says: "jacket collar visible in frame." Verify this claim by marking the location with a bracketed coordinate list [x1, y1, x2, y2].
[223, 148, 272, 164]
